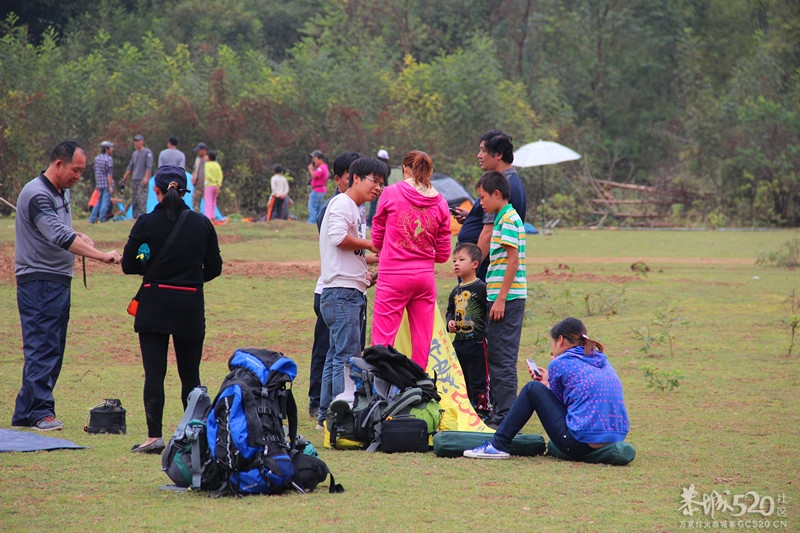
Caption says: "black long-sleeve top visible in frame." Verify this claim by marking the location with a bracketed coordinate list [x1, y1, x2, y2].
[122, 202, 222, 338]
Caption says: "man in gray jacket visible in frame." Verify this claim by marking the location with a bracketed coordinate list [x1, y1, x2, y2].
[157, 136, 186, 169]
[121, 134, 153, 218]
[12, 141, 120, 431]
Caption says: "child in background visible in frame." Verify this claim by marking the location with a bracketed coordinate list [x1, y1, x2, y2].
[445, 242, 490, 417]
[475, 170, 527, 428]
[203, 151, 223, 220]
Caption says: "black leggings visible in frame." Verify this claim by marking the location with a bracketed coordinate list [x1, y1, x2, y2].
[138, 332, 203, 438]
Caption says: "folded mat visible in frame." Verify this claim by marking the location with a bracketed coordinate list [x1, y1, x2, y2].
[433, 430, 545, 457]
[0, 428, 85, 452]
[547, 440, 636, 465]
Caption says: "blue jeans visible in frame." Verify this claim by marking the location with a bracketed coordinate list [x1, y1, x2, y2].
[12, 280, 71, 426]
[318, 287, 366, 423]
[491, 380, 595, 459]
[89, 187, 111, 223]
[307, 191, 325, 224]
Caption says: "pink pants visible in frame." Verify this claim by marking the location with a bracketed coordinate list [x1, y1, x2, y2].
[371, 272, 436, 370]
[204, 186, 219, 220]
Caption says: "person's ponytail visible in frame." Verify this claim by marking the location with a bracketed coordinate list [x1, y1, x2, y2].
[579, 333, 604, 355]
[551, 317, 604, 355]
[162, 182, 184, 221]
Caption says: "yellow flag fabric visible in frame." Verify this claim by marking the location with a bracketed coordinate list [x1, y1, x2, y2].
[394, 304, 492, 433]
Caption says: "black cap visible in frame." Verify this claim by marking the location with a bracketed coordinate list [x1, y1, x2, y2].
[154, 164, 191, 193]
[193, 142, 208, 152]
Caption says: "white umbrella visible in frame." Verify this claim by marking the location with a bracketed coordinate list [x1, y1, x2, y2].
[513, 140, 581, 233]
[513, 140, 581, 168]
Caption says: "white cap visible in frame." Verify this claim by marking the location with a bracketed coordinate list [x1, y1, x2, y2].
[377, 149, 389, 160]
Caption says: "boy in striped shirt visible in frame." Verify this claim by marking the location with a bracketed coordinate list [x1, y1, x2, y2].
[475, 170, 527, 427]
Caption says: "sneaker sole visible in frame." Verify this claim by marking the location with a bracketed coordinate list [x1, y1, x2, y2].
[463, 451, 509, 459]
[33, 425, 63, 431]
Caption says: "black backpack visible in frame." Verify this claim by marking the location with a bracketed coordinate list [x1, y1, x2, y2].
[328, 345, 441, 453]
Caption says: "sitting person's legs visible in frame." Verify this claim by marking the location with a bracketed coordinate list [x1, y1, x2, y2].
[492, 380, 595, 459]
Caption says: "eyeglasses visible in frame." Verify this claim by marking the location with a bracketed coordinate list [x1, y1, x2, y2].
[362, 175, 385, 189]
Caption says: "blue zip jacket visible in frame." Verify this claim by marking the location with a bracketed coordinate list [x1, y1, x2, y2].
[548, 346, 630, 444]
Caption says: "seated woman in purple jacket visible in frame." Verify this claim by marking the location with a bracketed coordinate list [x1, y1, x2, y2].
[464, 317, 629, 459]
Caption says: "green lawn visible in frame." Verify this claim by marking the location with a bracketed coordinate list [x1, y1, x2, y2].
[0, 219, 798, 532]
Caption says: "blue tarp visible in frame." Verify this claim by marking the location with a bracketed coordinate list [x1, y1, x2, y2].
[0, 428, 85, 452]
[118, 170, 224, 220]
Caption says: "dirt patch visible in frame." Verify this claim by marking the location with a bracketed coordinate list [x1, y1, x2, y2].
[0, 246, 755, 286]
[0, 245, 14, 284]
[217, 234, 246, 245]
[222, 260, 320, 279]
[527, 268, 641, 284]
[526, 255, 755, 265]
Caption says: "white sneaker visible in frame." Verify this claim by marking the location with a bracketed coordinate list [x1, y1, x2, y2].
[463, 441, 510, 459]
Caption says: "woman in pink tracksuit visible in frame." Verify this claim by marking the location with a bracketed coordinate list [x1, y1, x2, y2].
[371, 150, 451, 369]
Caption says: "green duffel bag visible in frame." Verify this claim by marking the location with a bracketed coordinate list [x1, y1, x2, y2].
[546, 440, 636, 465]
[433, 431, 546, 458]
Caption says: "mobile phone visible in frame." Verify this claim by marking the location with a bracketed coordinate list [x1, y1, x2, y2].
[449, 207, 458, 215]
[526, 359, 543, 379]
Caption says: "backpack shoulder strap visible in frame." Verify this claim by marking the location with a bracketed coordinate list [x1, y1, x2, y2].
[142, 209, 190, 282]
[172, 386, 210, 440]
[285, 388, 298, 450]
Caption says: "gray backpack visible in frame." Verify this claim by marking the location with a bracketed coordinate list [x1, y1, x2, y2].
[161, 387, 221, 490]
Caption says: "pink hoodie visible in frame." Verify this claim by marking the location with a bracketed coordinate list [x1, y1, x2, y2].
[371, 181, 451, 275]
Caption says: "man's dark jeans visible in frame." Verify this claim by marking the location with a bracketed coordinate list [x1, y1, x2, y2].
[12, 280, 70, 426]
[308, 292, 329, 413]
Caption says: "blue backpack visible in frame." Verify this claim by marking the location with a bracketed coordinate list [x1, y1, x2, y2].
[206, 348, 301, 495]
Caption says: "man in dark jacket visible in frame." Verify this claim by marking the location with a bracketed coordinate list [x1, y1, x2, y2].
[455, 130, 527, 281]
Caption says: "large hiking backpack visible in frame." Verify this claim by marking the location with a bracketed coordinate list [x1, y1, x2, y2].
[206, 348, 302, 495]
[162, 386, 222, 490]
[327, 345, 441, 452]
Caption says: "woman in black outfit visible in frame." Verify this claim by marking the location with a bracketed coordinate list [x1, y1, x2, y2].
[122, 164, 222, 453]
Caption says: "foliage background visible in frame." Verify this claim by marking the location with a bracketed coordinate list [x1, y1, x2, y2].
[0, 0, 799, 225]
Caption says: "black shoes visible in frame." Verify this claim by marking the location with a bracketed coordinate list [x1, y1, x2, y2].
[131, 438, 165, 455]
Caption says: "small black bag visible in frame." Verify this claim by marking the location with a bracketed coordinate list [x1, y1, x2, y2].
[378, 416, 428, 453]
[291, 450, 344, 494]
[84, 399, 127, 434]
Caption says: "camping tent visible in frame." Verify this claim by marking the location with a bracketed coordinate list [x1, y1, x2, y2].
[116, 170, 223, 220]
[394, 304, 491, 432]
[431, 173, 474, 235]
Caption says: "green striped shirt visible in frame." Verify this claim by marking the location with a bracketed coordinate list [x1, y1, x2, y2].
[486, 203, 527, 301]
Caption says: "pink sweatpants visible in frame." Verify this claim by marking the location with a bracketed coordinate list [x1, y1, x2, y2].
[371, 272, 436, 370]
[204, 186, 219, 220]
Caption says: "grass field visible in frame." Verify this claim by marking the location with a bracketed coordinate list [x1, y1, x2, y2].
[0, 219, 798, 532]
